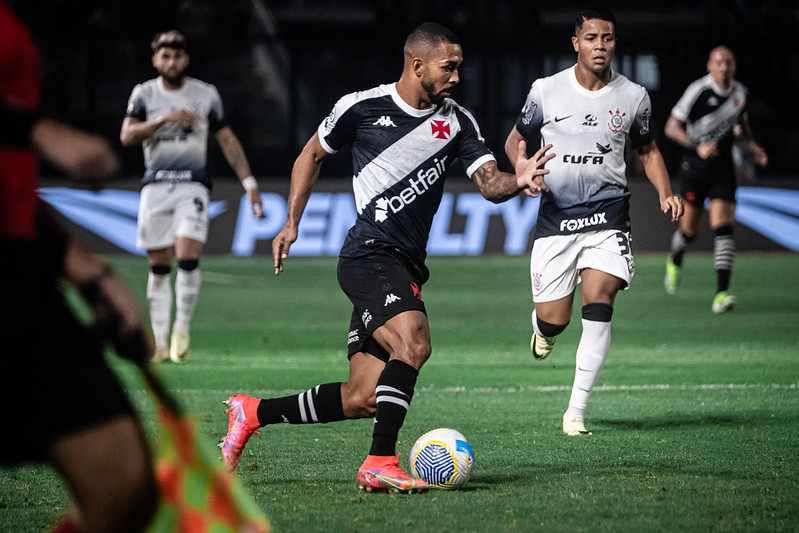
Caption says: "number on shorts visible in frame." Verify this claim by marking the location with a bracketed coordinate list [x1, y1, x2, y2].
[193, 197, 205, 214]
[615, 231, 630, 255]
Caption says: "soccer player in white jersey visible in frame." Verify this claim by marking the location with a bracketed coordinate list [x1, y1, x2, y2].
[220, 22, 554, 492]
[120, 30, 264, 364]
[505, 8, 684, 436]
[663, 46, 768, 313]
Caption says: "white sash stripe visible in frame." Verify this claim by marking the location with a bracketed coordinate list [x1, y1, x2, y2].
[375, 385, 407, 397]
[376, 396, 410, 410]
[352, 115, 462, 213]
[298, 391, 308, 423]
[307, 386, 319, 423]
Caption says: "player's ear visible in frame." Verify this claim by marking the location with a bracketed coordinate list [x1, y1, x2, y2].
[571, 36, 579, 53]
[412, 57, 425, 78]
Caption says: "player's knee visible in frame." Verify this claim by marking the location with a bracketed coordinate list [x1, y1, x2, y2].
[392, 337, 431, 369]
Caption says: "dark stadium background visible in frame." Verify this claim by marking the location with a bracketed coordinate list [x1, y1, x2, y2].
[11, 0, 798, 254]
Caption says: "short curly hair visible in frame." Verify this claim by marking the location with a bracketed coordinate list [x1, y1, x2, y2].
[574, 7, 616, 35]
[151, 30, 188, 53]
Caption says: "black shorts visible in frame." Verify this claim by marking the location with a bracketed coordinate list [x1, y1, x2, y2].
[337, 249, 427, 361]
[678, 159, 737, 205]
[0, 294, 135, 465]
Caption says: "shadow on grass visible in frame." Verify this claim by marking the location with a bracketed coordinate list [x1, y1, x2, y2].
[594, 411, 794, 432]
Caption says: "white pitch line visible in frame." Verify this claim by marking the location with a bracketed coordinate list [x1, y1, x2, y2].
[200, 270, 244, 284]
[125, 382, 798, 398]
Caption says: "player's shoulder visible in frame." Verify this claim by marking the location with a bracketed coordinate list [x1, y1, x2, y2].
[132, 78, 160, 95]
[609, 71, 646, 93]
[440, 97, 481, 126]
[182, 76, 220, 95]
[335, 84, 393, 111]
[731, 79, 749, 95]
[685, 74, 714, 93]
[533, 66, 572, 89]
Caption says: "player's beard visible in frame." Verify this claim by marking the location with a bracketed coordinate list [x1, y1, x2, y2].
[159, 66, 187, 88]
[422, 78, 451, 106]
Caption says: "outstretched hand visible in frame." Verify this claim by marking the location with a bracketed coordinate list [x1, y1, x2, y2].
[515, 140, 555, 198]
[272, 225, 298, 275]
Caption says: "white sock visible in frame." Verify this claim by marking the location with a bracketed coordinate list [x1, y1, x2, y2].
[174, 267, 201, 332]
[146, 271, 172, 348]
[565, 318, 611, 421]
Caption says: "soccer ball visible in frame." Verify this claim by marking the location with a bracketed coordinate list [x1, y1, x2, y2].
[409, 428, 474, 489]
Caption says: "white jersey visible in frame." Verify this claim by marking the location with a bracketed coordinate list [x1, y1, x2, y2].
[515, 65, 654, 238]
[125, 76, 226, 188]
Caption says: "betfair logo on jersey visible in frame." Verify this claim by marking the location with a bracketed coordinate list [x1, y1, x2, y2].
[373, 156, 448, 223]
[559, 212, 608, 232]
[373, 116, 397, 127]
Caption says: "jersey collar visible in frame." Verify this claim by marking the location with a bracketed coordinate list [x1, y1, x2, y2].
[389, 83, 438, 117]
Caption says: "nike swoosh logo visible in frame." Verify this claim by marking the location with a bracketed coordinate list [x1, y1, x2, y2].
[554, 115, 572, 122]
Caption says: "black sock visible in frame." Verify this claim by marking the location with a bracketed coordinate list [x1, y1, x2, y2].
[717, 269, 732, 293]
[536, 315, 568, 337]
[369, 360, 418, 456]
[713, 225, 735, 293]
[671, 230, 696, 267]
[256, 382, 345, 425]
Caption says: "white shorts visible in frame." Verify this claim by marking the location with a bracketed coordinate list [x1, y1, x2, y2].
[136, 181, 210, 251]
[530, 229, 634, 303]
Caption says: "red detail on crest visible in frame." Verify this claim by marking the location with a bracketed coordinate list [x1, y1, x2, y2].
[431, 120, 450, 139]
[607, 108, 627, 134]
[411, 283, 423, 301]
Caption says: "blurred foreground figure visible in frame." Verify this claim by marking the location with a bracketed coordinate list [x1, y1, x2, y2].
[1, 4, 157, 531]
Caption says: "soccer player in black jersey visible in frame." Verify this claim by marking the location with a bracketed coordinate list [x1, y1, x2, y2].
[664, 46, 768, 313]
[220, 22, 554, 493]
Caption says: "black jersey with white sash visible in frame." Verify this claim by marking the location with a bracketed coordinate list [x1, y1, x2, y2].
[671, 73, 749, 172]
[318, 83, 495, 277]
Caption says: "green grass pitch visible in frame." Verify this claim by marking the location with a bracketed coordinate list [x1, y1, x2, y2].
[2, 253, 797, 532]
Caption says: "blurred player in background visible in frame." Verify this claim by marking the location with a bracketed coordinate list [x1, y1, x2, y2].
[1, 3, 157, 531]
[663, 46, 768, 313]
[505, 7, 683, 436]
[120, 30, 264, 364]
[220, 22, 554, 493]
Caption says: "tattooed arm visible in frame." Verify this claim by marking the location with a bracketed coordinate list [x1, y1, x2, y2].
[472, 141, 554, 203]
